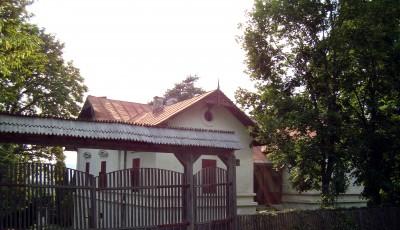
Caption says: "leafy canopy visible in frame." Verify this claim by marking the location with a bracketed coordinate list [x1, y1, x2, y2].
[336, 0, 400, 206]
[238, 0, 400, 206]
[163, 75, 206, 102]
[0, 0, 87, 117]
[0, 0, 88, 165]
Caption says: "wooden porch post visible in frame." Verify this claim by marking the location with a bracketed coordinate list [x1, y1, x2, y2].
[219, 151, 237, 230]
[174, 152, 200, 230]
[90, 175, 97, 228]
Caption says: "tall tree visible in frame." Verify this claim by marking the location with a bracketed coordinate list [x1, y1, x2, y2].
[337, 0, 400, 206]
[163, 75, 206, 102]
[238, 0, 349, 206]
[238, 0, 400, 206]
[0, 0, 87, 166]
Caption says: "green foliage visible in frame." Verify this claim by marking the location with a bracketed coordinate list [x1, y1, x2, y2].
[238, 0, 400, 206]
[335, 0, 400, 206]
[238, 0, 350, 206]
[0, 1, 87, 116]
[163, 75, 206, 102]
[0, 0, 87, 166]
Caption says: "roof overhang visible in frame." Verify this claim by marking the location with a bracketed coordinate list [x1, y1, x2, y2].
[0, 114, 242, 154]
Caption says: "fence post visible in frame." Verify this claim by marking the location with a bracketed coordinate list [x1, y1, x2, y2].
[227, 153, 237, 230]
[218, 151, 237, 230]
[90, 175, 97, 229]
[174, 152, 200, 230]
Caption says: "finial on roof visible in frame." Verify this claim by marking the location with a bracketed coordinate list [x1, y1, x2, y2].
[217, 78, 221, 104]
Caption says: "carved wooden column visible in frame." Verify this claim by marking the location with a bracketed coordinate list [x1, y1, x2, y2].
[174, 152, 200, 230]
[219, 151, 237, 230]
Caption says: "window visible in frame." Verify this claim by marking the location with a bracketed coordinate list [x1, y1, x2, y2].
[85, 162, 90, 174]
[204, 110, 213, 122]
[202, 159, 217, 193]
[131, 158, 140, 191]
[99, 161, 107, 188]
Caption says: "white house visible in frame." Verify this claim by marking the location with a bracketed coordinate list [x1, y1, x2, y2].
[76, 89, 366, 213]
[76, 89, 258, 214]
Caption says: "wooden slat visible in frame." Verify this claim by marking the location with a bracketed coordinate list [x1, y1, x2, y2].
[0, 162, 235, 230]
[174, 153, 196, 230]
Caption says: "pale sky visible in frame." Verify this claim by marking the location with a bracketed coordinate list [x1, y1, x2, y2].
[28, 0, 255, 168]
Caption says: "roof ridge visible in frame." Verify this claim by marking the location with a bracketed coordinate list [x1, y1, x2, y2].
[162, 89, 216, 109]
[89, 90, 217, 109]
[89, 95, 151, 107]
[132, 90, 216, 125]
[151, 89, 219, 125]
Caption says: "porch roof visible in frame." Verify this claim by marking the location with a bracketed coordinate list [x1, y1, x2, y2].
[0, 113, 242, 151]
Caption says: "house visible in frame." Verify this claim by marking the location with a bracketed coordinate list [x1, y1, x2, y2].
[253, 146, 367, 209]
[75, 89, 366, 213]
[76, 89, 258, 214]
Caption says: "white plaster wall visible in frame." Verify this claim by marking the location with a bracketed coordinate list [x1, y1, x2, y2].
[125, 151, 157, 169]
[154, 153, 184, 172]
[77, 148, 120, 175]
[166, 102, 257, 214]
[77, 149, 160, 174]
[281, 168, 367, 209]
[153, 153, 227, 174]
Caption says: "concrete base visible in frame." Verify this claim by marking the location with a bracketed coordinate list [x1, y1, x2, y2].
[237, 193, 258, 214]
[281, 193, 367, 210]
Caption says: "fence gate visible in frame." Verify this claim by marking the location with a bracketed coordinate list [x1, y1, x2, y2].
[194, 167, 232, 230]
[95, 168, 186, 229]
[0, 163, 94, 229]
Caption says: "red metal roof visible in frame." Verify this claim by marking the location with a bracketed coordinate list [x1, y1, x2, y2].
[135, 90, 216, 125]
[252, 146, 269, 163]
[79, 90, 254, 127]
[81, 96, 152, 122]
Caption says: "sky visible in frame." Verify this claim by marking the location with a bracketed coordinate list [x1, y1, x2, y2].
[28, 0, 255, 168]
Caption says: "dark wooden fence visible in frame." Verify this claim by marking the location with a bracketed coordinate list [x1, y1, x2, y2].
[238, 207, 400, 230]
[0, 163, 231, 230]
[194, 167, 231, 230]
[95, 167, 186, 229]
[0, 163, 92, 229]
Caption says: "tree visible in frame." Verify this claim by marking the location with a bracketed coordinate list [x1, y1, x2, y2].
[163, 75, 205, 102]
[238, 0, 400, 206]
[238, 0, 350, 206]
[0, 0, 87, 166]
[337, 0, 400, 206]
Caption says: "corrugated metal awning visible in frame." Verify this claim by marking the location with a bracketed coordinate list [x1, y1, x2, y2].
[0, 114, 242, 150]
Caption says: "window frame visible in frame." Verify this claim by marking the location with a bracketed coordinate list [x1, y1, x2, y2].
[202, 159, 217, 193]
[131, 158, 140, 191]
[99, 161, 107, 188]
